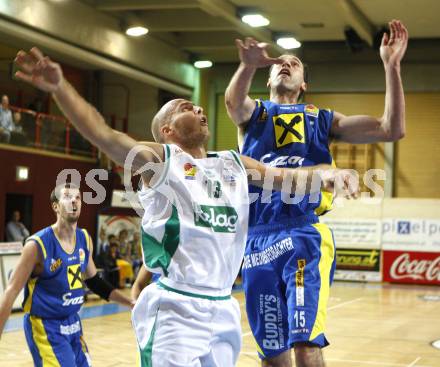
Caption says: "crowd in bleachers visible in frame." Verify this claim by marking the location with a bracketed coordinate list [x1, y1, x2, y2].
[95, 228, 143, 289]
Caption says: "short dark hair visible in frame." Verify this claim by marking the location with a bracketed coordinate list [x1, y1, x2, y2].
[50, 183, 80, 205]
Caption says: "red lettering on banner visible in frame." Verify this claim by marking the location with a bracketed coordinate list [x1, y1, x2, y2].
[384, 251, 440, 285]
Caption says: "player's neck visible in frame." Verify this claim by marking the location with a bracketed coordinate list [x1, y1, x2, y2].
[52, 219, 77, 241]
[270, 90, 300, 105]
[179, 144, 207, 159]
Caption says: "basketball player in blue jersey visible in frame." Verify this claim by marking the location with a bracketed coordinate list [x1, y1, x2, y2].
[0, 184, 133, 366]
[225, 19, 408, 367]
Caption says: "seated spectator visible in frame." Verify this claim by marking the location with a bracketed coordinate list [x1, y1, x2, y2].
[102, 243, 120, 288]
[10, 112, 28, 146]
[0, 95, 14, 143]
[118, 229, 131, 261]
[5, 210, 30, 242]
[116, 230, 134, 287]
[130, 231, 143, 275]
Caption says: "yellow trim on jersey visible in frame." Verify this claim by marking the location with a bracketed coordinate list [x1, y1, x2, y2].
[30, 315, 61, 366]
[314, 159, 336, 216]
[29, 236, 47, 259]
[309, 223, 335, 342]
[254, 336, 265, 357]
[81, 229, 91, 251]
[23, 277, 37, 313]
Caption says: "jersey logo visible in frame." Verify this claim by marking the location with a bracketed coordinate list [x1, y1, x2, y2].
[273, 113, 305, 148]
[184, 163, 197, 180]
[79, 248, 86, 265]
[194, 204, 238, 233]
[50, 258, 62, 272]
[305, 104, 319, 117]
[67, 264, 83, 290]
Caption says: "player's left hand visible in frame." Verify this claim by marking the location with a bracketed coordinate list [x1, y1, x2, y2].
[380, 20, 408, 68]
[320, 168, 360, 200]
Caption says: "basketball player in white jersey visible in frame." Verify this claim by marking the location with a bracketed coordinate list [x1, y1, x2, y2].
[14, 48, 356, 366]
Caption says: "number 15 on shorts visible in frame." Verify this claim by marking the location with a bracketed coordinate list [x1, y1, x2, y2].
[294, 310, 306, 328]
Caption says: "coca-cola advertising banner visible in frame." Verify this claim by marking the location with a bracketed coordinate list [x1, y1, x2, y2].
[383, 250, 440, 285]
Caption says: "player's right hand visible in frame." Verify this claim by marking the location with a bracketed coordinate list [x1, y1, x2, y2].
[14, 47, 63, 93]
[235, 37, 282, 68]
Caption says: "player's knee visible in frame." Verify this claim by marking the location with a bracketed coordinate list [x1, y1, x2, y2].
[293, 342, 324, 367]
[261, 350, 292, 367]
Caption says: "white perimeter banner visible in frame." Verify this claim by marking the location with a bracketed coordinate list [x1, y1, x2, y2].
[382, 218, 440, 252]
[320, 218, 381, 249]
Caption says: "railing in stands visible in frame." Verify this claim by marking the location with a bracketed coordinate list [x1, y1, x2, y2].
[5, 106, 97, 159]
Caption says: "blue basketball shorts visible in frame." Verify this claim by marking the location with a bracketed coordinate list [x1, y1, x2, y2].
[23, 312, 91, 367]
[242, 220, 336, 359]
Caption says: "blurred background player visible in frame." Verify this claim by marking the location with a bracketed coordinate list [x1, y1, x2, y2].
[0, 184, 132, 366]
[225, 19, 407, 367]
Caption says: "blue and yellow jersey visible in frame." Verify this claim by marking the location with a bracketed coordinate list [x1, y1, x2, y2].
[241, 100, 334, 227]
[22, 226, 91, 319]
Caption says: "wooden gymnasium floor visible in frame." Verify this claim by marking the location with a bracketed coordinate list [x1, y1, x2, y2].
[1, 281, 439, 367]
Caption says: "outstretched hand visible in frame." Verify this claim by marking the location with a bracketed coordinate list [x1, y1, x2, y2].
[319, 168, 360, 200]
[14, 47, 63, 93]
[235, 37, 282, 68]
[380, 20, 408, 68]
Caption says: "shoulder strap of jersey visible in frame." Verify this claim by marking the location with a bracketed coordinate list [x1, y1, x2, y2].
[26, 234, 47, 260]
[81, 229, 92, 252]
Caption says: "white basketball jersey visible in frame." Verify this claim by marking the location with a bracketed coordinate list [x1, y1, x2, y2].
[138, 144, 249, 297]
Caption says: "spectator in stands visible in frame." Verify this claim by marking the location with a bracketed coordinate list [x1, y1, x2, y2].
[5, 210, 30, 242]
[102, 243, 120, 289]
[118, 229, 131, 260]
[0, 95, 14, 143]
[10, 111, 27, 145]
[130, 231, 143, 274]
[116, 229, 134, 287]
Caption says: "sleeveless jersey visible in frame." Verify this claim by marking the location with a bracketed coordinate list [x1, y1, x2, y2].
[23, 226, 91, 318]
[240, 100, 334, 227]
[138, 144, 249, 296]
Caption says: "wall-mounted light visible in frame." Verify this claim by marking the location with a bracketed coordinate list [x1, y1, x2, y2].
[241, 14, 270, 28]
[194, 60, 213, 69]
[16, 166, 29, 181]
[276, 37, 301, 50]
[125, 26, 149, 37]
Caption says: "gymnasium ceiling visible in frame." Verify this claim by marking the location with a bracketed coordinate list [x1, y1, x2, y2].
[83, 0, 440, 62]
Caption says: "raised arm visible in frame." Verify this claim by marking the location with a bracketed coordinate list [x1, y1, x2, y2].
[0, 241, 40, 338]
[240, 155, 358, 198]
[14, 48, 164, 177]
[225, 38, 282, 128]
[331, 20, 408, 143]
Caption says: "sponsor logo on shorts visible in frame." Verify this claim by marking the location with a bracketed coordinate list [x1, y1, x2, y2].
[243, 237, 294, 269]
[62, 292, 84, 307]
[50, 258, 62, 272]
[259, 294, 285, 351]
[296, 259, 306, 307]
[194, 204, 238, 233]
[60, 320, 81, 335]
